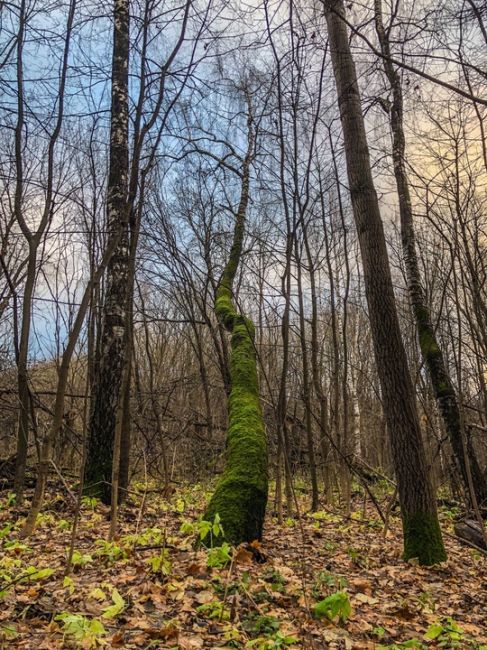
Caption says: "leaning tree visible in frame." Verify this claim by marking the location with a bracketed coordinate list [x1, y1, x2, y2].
[323, 0, 446, 565]
[203, 89, 268, 544]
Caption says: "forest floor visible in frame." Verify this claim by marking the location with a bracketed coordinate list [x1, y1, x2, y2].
[0, 482, 486, 650]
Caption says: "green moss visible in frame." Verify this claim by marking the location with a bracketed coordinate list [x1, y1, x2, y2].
[206, 156, 268, 544]
[436, 381, 450, 397]
[414, 304, 441, 358]
[204, 313, 268, 544]
[402, 512, 447, 565]
[418, 328, 440, 357]
[205, 480, 267, 544]
[215, 286, 235, 329]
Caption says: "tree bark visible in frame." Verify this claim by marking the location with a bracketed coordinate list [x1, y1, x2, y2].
[14, 248, 36, 499]
[374, 0, 487, 507]
[203, 105, 268, 544]
[84, 0, 130, 504]
[324, 0, 446, 564]
[294, 231, 319, 511]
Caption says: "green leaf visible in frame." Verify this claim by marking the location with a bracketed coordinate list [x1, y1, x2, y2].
[313, 591, 351, 622]
[212, 513, 223, 537]
[207, 542, 232, 568]
[424, 623, 444, 640]
[30, 568, 54, 581]
[89, 619, 106, 635]
[196, 600, 229, 621]
[0, 623, 17, 640]
[70, 550, 93, 567]
[4, 541, 29, 553]
[55, 612, 106, 644]
[63, 576, 75, 594]
[198, 520, 212, 540]
[180, 521, 194, 535]
[23, 566, 37, 576]
[89, 587, 106, 601]
[279, 633, 298, 645]
[102, 588, 126, 619]
[0, 524, 12, 539]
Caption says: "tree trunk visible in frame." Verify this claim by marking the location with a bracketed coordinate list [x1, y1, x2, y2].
[374, 0, 487, 507]
[84, 0, 130, 504]
[294, 232, 319, 511]
[14, 247, 36, 500]
[118, 199, 142, 501]
[203, 107, 268, 544]
[20, 217, 126, 536]
[324, 0, 446, 564]
[118, 348, 132, 500]
[12, 0, 31, 502]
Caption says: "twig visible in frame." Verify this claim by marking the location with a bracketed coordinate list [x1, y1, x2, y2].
[135, 451, 148, 540]
[382, 487, 398, 540]
[219, 549, 237, 622]
[49, 460, 76, 502]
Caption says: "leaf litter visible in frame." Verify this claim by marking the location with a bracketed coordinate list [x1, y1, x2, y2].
[0, 484, 485, 649]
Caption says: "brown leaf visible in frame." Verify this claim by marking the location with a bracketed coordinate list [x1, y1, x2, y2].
[234, 547, 253, 565]
[353, 593, 378, 605]
[194, 590, 214, 604]
[350, 578, 373, 594]
[187, 563, 208, 578]
[178, 634, 204, 649]
[147, 623, 179, 640]
[110, 631, 125, 645]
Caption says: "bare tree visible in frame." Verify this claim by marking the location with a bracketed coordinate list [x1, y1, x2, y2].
[323, 0, 446, 564]
[203, 88, 268, 543]
[373, 0, 487, 507]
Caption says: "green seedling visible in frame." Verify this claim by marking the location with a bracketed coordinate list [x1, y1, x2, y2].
[101, 588, 126, 619]
[146, 548, 171, 577]
[207, 542, 232, 568]
[81, 496, 99, 511]
[95, 539, 127, 564]
[314, 591, 351, 623]
[70, 550, 93, 569]
[55, 612, 106, 648]
[196, 600, 229, 620]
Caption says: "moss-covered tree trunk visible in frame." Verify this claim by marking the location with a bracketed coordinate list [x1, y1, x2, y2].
[374, 0, 487, 507]
[204, 109, 268, 545]
[324, 0, 446, 565]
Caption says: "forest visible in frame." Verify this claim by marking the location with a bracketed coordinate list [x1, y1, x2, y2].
[0, 0, 486, 647]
